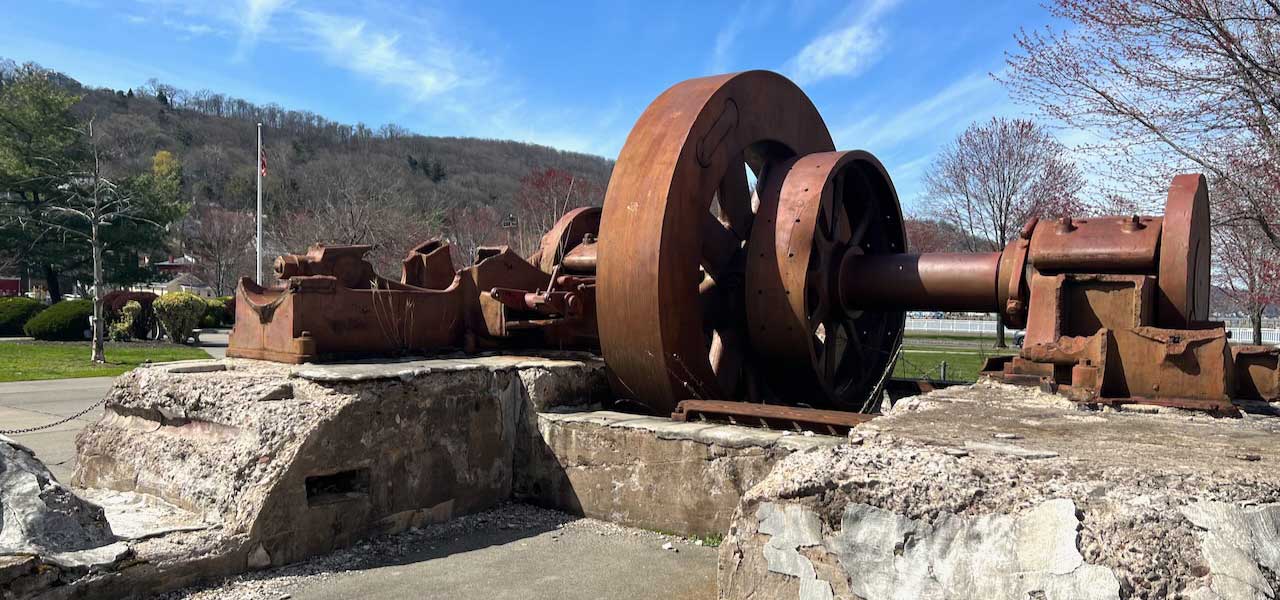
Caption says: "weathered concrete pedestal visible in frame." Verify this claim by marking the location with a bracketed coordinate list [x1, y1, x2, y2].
[61, 355, 611, 597]
[15, 358, 1280, 599]
[26, 354, 834, 598]
[718, 381, 1280, 600]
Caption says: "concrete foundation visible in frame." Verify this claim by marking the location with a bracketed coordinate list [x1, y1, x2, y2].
[518, 411, 840, 536]
[717, 381, 1280, 600]
[18, 357, 1273, 599]
[14, 354, 836, 598]
[60, 355, 610, 597]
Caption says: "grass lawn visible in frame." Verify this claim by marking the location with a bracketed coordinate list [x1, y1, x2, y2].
[905, 332, 1000, 344]
[893, 347, 1016, 382]
[0, 340, 211, 382]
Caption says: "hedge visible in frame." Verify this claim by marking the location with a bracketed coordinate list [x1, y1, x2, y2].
[109, 301, 143, 342]
[104, 291, 158, 340]
[0, 297, 46, 336]
[23, 299, 92, 341]
[199, 296, 234, 328]
[155, 292, 206, 344]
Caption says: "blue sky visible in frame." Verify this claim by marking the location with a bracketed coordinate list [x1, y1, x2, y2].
[1, 0, 1063, 210]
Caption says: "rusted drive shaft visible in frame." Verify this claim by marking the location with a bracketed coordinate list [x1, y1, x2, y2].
[839, 251, 1004, 313]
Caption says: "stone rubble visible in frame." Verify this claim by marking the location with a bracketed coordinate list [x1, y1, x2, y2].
[0, 435, 129, 599]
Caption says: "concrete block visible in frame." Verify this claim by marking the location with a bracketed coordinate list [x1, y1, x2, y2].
[718, 381, 1280, 600]
[516, 410, 843, 536]
[66, 355, 608, 596]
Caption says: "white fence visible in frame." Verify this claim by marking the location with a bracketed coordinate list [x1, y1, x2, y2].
[905, 318, 1280, 345]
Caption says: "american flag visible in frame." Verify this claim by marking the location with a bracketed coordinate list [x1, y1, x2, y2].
[259, 145, 268, 177]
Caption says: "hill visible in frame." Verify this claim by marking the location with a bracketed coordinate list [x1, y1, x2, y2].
[1, 58, 614, 292]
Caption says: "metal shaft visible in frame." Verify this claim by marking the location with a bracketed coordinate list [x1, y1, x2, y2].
[838, 252, 1002, 313]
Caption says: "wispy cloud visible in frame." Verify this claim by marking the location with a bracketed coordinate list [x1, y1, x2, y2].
[831, 70, 1019, 208]
[709, 2, 774, 74]
[835, 71, 1012, 151]
[296, 11, 479, 100]
[235, 0, 290, 58]
[785, 0, 899, 85]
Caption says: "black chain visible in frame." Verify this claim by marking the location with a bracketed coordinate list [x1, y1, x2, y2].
[0, 397, 108, 435]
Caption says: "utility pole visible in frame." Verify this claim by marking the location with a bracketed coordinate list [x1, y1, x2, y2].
[256, 123, 263, 284]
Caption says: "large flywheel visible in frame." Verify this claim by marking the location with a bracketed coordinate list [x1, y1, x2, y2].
[597, 71, 835, 415]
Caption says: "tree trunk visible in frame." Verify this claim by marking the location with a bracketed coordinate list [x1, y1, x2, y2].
[995, 319, 1007, 348]
[44, 264, 61, 304]
[1253, 307, 1264, 346]
[90, 221, 105, 363]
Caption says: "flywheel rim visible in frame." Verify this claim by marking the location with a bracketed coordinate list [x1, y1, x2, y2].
[745, 150, 907, 411]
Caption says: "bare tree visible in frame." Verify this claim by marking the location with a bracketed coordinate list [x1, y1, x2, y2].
[903, 216, 972, 253]
[186, 204, 254, 295]
[1213, 171, 1280, 344]
[446, 204, 500, 268]
[514, 168, 601, 255]
[1003, 0, 1280, 245]
[3, 122, 183, 361]
[269, 158, 442, 275]
[923, 117, 1085, 345]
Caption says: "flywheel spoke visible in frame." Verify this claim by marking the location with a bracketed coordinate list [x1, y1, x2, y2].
[718, 157, 755, 239]
[701, 212, 741, 281]
[709, 326, 747, 397]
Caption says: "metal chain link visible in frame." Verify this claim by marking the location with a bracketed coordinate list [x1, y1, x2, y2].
[0, 397, 108, 435]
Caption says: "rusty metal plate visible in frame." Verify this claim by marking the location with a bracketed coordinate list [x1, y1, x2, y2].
[671, 399, 874, 435]
[1029, 215, 1161, 272]
[1157, 174, 1211, 327]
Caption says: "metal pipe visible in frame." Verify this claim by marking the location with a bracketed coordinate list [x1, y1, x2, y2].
[839, 252, 1002, 313]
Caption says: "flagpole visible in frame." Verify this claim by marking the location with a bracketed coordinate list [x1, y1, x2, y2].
[255, 123, 263, 284]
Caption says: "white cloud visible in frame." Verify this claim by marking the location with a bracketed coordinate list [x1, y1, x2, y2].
[786, 0, 899, 85]
[295, 11, 482, 101]
[835, 71, 1012, 151]
[235, 0, 289, 57]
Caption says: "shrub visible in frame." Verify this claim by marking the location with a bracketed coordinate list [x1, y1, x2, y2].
[103, 291, 158, 340]
[200, 296, 233, 328]
[23, 300, 92, 341]
[109, 301, 142, 341]
[0, 297, 46, 336]
[154, 292, 206, 344]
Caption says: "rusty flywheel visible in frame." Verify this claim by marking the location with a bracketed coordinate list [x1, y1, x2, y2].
[597, 71, 837, 415]
[597, 71, 906, 415]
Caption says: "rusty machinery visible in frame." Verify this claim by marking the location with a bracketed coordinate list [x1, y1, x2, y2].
[229, 70, 1279, 427]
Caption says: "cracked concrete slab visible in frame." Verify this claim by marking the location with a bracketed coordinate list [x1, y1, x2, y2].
[718, 382, 1280, 600]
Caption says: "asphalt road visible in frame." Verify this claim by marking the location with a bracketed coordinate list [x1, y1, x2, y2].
[0, 376, 114, 481]
[0, 330, 227, 481]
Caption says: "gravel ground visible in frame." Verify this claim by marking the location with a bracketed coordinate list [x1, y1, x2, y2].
[160, 503, 718, 600]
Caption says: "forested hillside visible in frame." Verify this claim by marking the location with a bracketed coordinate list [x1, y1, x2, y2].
[0, 59, 613, 295]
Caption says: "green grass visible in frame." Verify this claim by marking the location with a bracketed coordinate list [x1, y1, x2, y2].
[893, 346, 1016, 382]
[0, 340, 211, 382]
[905, 332, 1001, 344]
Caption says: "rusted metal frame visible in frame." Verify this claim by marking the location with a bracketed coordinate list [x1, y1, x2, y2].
[671, 399, 874, 435]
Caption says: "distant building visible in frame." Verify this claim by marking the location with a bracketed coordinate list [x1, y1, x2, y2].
[151, 255, 196, 275]
[132, 272, 213, 298]
[0, 277, 19, 297]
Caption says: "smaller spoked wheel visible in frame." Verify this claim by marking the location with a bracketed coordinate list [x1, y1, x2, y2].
[746, 151, 906, 411]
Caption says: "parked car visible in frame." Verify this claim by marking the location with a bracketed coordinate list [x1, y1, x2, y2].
[1013, 330, 1026, 347]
